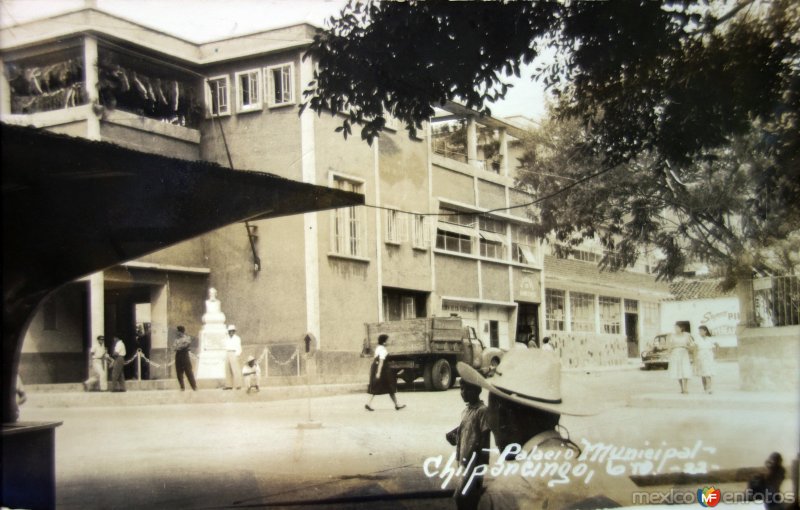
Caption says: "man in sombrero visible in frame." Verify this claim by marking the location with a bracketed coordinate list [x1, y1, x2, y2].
[457, 348, 637, 509]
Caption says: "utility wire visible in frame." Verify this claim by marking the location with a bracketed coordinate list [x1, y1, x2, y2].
[355, 163, 619, 219]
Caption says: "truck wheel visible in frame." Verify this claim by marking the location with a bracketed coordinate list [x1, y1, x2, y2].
[423, 363, 434, 391]
[430, 358, 452, 391]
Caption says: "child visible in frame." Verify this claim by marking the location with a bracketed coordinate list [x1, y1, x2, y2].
[242, 355, 261, 393]
[446, 381, 490, 510]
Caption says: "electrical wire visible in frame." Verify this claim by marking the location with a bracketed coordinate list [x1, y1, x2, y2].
[91, 37, 619, 220]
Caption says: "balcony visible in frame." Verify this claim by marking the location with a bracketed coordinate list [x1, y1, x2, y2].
[2, 42, 201, 159]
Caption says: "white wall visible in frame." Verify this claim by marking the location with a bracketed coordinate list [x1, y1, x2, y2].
[660, 296, 740, 347]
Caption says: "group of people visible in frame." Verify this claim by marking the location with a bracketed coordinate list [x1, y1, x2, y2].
[668, 322, 718, 394]
[83, 335, 129, 392]
[175, 323, 260, 392]
[82, 324, 261, 393]
[363, 333, 630, 509]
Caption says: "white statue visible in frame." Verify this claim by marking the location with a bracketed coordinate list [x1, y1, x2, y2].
[202, 287, 226, 325]
[197, 287, 228, 379]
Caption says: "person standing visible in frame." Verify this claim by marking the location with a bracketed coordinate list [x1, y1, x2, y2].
[540, 336, 555, 352]
[668, 321, 694, 394]
[446, 381, 490, 510]
[242, 355, 261, 393]
[224, 325, 242, 390]
[84, 335, 109, 391]
[110, 336, 127, 392]
[365, 334, 405, 411]
[694, 325, 718, 394]
[174, 326, 197, 391]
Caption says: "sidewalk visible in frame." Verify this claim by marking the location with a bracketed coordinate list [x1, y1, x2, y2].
[629, 389, 799, 411]
[24, 380, 368, 408]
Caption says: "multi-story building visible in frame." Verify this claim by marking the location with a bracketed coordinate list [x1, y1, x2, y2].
[540, 240, 672, 367]
[1, 6, 542, 384]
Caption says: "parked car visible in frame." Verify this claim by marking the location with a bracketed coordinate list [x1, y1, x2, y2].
[641, 334, 669, 370]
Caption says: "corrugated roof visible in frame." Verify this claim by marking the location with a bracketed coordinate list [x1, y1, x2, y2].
[667, 279, 736, 301]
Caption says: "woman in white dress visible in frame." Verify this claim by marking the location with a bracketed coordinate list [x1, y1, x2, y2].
[365, 334, 405, 411]
[694, 325, 718, 394]
[668, 322, 694, 394]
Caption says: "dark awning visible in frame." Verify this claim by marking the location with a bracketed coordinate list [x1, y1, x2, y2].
[1, 123, 363, 422]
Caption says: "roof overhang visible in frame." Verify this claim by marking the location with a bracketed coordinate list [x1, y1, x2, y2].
[1, 123, 362, 302]
[1, 123, 362, 421]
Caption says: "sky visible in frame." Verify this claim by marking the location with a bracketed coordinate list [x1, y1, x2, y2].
[0, 0, 548, 121]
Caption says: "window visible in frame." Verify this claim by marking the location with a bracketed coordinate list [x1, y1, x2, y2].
[385, 209, 408, 244]
[479, 216, 506, 260]
[545, 289, 565, 331]
[439, 207, 474, 227]
[599, 296, 622, 334]
[570, 292, 595, 332]
[383, 288, 427, 321]
[402, 297, 416, 319]
[436, 230, 473, 254]
[331, 175, 366, 258]
[478, 217, 504, 233]
[480, 239, 505, 259]
[235, 69, 262, 112]
[206, 76, 230, 116]
[642, 302, 659, 328]
[266, 63, 294, 107]
[411, 214, 431, 249]
[513, 227, 537, 265]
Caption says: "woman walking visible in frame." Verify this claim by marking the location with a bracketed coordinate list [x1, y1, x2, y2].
[668, 322, 694, 394]
[365, 334, 405, 411]
[694, 325, 718, 394]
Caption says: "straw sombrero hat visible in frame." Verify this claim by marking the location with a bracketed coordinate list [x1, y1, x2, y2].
[458, 348, 598, 416]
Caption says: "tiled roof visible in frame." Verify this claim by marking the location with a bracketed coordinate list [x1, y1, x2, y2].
[667, 279, 735, 301]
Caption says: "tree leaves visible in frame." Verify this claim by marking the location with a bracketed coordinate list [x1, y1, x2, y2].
[304, 0, 799, 282]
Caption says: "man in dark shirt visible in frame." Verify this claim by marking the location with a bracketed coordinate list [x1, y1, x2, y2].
[174, 326, 197, 391]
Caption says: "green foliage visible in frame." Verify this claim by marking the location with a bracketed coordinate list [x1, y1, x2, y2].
[304, 0, 799, 283]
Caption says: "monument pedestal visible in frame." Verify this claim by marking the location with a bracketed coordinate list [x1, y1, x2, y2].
[196, 288, 229, 380]
[196, 329, 228, 379]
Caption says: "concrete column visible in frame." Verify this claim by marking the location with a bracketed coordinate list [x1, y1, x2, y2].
[83, 35, 100, 140]
[564, 290, 572, 333]
[150, 284, 169, 378]
[498, 128, 509, 176]
[466, 116, 478, 166]
[89, 272, 105, 342]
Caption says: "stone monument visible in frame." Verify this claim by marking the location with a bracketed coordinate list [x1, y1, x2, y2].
[196, 288, 228, 379]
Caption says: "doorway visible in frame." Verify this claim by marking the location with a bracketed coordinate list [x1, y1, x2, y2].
[104, 283, 154, 379]
[516, 303, 539, 346]
[625, 313, 639, 357]
[489, 320, 499, 348]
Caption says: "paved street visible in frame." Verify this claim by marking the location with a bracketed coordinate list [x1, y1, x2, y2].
[18, 363, 799, 509]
